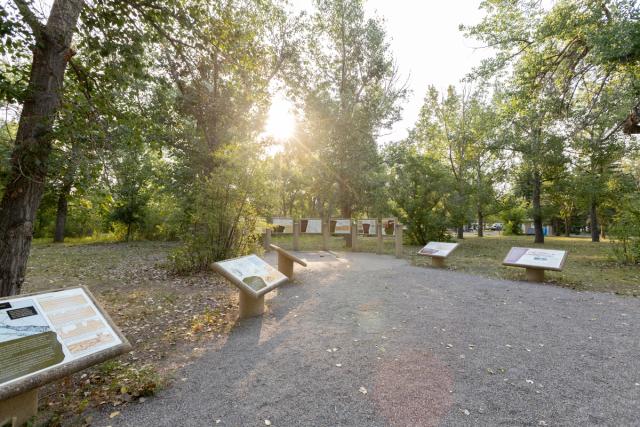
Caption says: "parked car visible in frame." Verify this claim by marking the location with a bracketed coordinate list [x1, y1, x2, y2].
[490, 222, 503, 231]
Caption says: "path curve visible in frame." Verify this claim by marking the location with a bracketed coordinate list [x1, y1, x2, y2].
[108, 252, 640, 426]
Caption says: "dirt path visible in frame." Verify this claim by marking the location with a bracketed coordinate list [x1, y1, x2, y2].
[106, 251, 640, 426]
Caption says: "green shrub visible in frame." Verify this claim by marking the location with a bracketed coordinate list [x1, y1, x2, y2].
[610, 201, 640, 264]
[501, 200, 527, 236]
[168, 144, 268, 273]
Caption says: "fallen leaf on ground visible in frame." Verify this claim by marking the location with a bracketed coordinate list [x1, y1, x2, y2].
[109, 411, 120, 419]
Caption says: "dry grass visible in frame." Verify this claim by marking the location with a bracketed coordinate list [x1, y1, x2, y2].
[272, 233, 640, 296]
[24, 240, 237, 426]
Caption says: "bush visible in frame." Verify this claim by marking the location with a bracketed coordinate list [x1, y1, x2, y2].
[501, 200, 527, 236]
[168, 144, 268, 273]
[610, 201, 640, 264]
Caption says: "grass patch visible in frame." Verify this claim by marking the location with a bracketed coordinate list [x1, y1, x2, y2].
[272, 233, 640, 296]
[24, 240, 237, 425]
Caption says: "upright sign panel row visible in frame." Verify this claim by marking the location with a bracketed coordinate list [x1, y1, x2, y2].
[270, 218, 396, 236]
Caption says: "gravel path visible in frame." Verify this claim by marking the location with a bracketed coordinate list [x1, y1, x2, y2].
[109, 251, 640, 426]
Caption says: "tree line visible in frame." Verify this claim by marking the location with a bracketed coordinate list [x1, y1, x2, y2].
[1, 0, 639, 297]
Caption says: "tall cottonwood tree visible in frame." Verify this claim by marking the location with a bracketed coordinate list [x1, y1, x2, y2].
[411, 85, 501, 239]
[295, 0, 405, 218]
[0, 0, 84, 296]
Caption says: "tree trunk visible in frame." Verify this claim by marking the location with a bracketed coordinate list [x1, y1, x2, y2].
[53, 190, 69, 243]
[564, 217, 570, 237]
[0, 0, 84, 297]
[532, 171, 544, 244]
[53, 142, 80, 243]
[457, 225, 464, 239]
[477, 210, 484, 237]
[590, 199, 600, 242]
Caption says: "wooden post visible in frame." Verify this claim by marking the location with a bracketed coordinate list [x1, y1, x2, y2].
[238, 290, 265, 319]
[293, 220, 300, 251]
[395, 222, 403, 258]
[277, 251, 295, 278]
[351, 220, 358, 252]
[526, 268, 545, 282]
[432, 257, 446, 268]
[264, 228, 272, 251]
[376, 219, 383, 254]
[0, 388, 38, 427]
[322, 218, 329, 251]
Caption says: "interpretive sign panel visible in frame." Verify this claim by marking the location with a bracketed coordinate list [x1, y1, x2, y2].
[358, 220, 377, 236]
[502, 247, 567, 271]
[301, 219, 322, 234]
[272, 218, 293, 234]
[333, 219, 351, 235]
[381, 218, 396, 236]
[418, 242, 459, 258]
[214, 255, 288, 298]
[0, 287, 129, 397]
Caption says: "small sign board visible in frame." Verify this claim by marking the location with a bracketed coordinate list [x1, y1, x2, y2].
[381, 218, 396, 236]
[214, 255, 288, 298]
[332, 219, 351, 235]
[301, 219, 322, 234]
[0, 287, 129, 399]
[272, 218, 293, 234]
[502, 247, 567, 271]
[358, 220, 377, 236]
[418, 242, 459, 258]
[269, 245, 308, 267]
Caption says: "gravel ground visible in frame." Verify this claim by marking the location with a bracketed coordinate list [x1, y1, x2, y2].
[107, 251, 640, 426]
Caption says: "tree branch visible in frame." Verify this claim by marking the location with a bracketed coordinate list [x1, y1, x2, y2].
[12, 0, 46, 41]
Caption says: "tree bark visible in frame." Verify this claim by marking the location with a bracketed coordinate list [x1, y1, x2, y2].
[477, 209, 484, 237]
[53, 142, 80, 243]
[457, 225, 464, 239]
[590, 199, 600, 242]
[0, 0, 84, 297]
[53, 190, 69, 243]
[564, 217, 570, 237]
[532, 170, 544, 244]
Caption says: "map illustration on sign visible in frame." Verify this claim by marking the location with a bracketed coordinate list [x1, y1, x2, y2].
[301, 219, 321, 234]
[333, 219, 351, 234]
[272, 218, 293, 234]
[503, 247, 567, 270]
[358, 220, 377, 236]
[215, 255, 288, 297]
[381, 218, 396, 236]
[0, 287, 125, 389]
[418, 242, 459, 258]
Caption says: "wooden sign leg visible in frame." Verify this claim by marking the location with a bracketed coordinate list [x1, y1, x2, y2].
[0, 388, 38, 427]
[264, 229, 272, 251]
[376, 220, 383, 254]
[395, 223, 403, 258]
[322, 220, 329, 251]
[432, 257, 446, 268]
[293, 221, 300, 251]
[351, 220, 358, 252]
[238, 290, 265, 319]
[277, 252, 295, 279]
[526, 268, 544, 282]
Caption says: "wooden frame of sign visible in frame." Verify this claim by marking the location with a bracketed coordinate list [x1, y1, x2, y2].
[417, 242, 460, 268]
[213, 255, 288, 319]
[269, 244, 307, 279]
[502, 247, 568, 282]
[0, 286, 131, 426]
